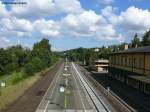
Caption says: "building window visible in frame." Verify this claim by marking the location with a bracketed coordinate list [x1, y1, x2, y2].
[114, 56, 116, 65]
[118, 56, 120, 65]
[129, 58, 132, 67]
[139, 58, 143, 69]
[121, 57, 123, 66]
[133, 58, 137, 67]
[112, 56, 114, 65]
[125, 57, 127, 66]
[116, 56, 118, 65]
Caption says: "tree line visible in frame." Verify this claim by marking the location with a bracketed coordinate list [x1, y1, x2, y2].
[0, 39, 59, 78]
[65, 30, 150, 66]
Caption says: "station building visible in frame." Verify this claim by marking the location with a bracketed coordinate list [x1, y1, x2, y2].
[94, 59, 109, 73]
[109, 46, 150, 95]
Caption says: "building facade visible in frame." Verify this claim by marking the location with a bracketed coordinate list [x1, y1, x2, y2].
[94, 59, 109, 73]
[109, 46, 150, 95]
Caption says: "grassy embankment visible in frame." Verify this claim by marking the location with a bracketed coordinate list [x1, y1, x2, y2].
[0, 60, 59, 111]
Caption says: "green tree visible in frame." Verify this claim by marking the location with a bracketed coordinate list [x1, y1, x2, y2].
[31, 39, 52, 66]
[0, 48, 13, 75]
[24, 62, 36, 75]
[65, 47, 112, 66]
[24, 57, 45, 75]
[131, 34, 141, 48]
[7, 45, 30, 69]
[0, 38, 58, 77]
[142, 30, 150, 46]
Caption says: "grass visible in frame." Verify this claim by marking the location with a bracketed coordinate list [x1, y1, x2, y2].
[0, 73, 41, 111]
[0, 60, 60, 111]
[0, 75, 11, 82]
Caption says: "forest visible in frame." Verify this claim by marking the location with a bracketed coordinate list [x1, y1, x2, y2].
[0, 38, 59, 83]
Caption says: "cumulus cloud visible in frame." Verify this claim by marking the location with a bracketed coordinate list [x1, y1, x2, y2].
[61, 10, 121, 41]
[108, 6, 150, 35]
[0, 17, 33, 38]
[116, 34, 125, 43]
[119, 7, 150, 33]
[0, 37, 11, 48]
[101, 6, 117, 17]
[33, 19, 60, 37]
[11, 0, 83, 19]
[0, 17, 61, 38]
[0, 1, 9, 18]
[61, 10, 103, 37]
[0, 0, 84, 39]
[2, 0, 150, 49]
[0, 0, 123, 46]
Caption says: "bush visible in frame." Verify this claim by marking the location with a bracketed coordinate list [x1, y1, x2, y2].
[24, 62, 36, 75]
[24, 57, 45, 75]
[11, 72, 25, 84]
[30, 57, 45, 72]
[5, 63, 17, 74]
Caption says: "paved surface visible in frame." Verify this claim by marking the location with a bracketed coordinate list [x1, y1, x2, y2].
[36, 62, 111, 112]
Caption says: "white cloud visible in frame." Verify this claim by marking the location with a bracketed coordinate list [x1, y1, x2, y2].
[0, 17, 33, 38]
[119, 7, 150, 30]
[101, 6, 117, 17]
[96, 24, 116, 39]
[0, 37, 11, 48]
[61, 10, 121, 41]
[116, 34, 125, 43]
[0, 1, 9, 18]
[108, 6, 150, 35]
[0, 37, 10, 43]
[61, 10, 101, 37]
[0, 0, 131, 48]
[11, 0, 83, 19]
[11, 0, 56, 18]
[0, 17, 33, 32]
[54, 0, 83, 14]
[33, 19, 60, 37]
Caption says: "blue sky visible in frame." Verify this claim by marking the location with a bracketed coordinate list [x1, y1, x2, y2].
[0, 0, 150, 51]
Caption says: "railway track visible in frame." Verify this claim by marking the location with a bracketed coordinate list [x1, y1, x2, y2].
[78, 64, 137, 112]
[72, 62, 110, 112]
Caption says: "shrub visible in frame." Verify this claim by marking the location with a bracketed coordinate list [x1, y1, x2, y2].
[24, 62, 36, 75]
[30, 57, 45, 72]
[11, 72, 25, 84]
[24, 57, 45, 75]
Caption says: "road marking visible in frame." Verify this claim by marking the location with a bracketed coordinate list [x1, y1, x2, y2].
[71, 64, 86, 112]
[36, 64, 63, 112]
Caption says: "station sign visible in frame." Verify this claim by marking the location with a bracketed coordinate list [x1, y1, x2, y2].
[1, 82, 6, 87]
